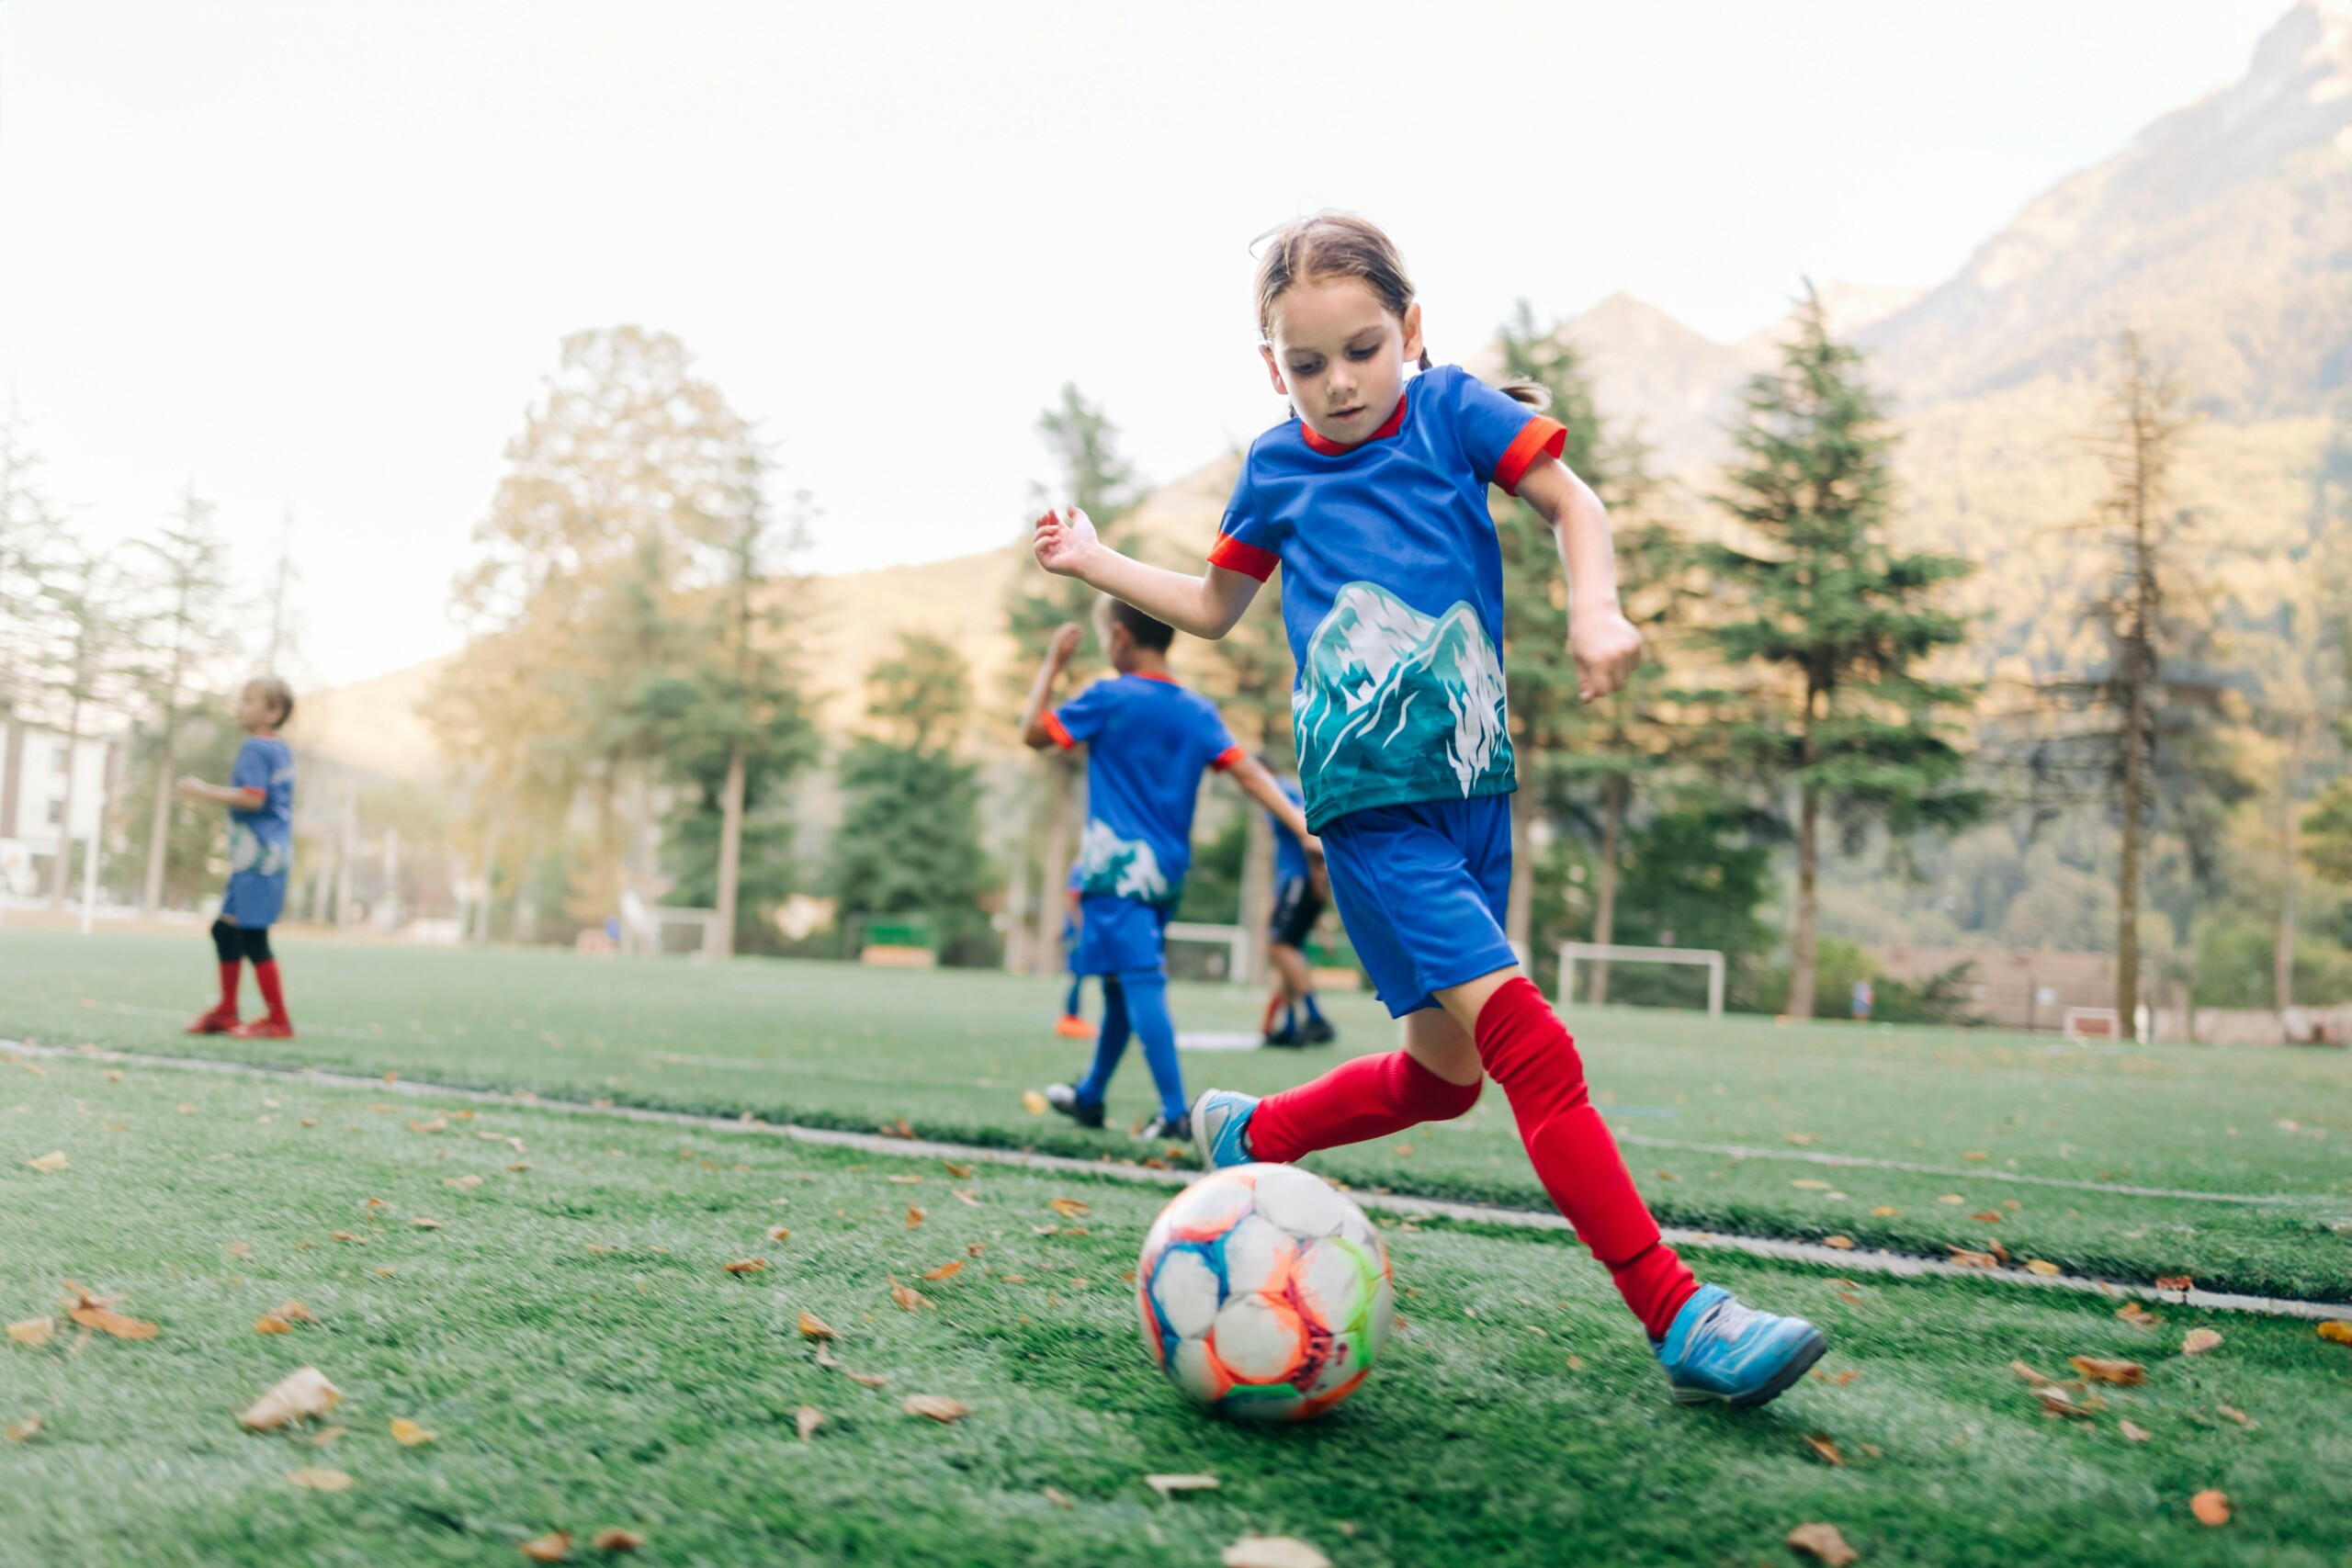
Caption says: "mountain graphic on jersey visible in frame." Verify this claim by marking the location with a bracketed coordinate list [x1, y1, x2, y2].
[1293, 581, 1514, 824]
[1075, 818, 1173, 906]
[228, 822, 289, 879]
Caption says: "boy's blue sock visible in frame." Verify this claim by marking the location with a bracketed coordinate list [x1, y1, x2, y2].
[1119, 969, 1187, 1123]
[1073, 977, 1130, 1105]
[1303, 991, 1325, 1024]
[1282, 1003, 1298, 1034]
[1063, 975, 1083, 1017]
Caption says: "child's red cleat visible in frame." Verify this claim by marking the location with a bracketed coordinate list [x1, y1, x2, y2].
[229, 1018, 296, 1040]
[187, 1005, 240, 1035]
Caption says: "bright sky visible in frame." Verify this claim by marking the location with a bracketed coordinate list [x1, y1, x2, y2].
[0, 0, 2292, 687]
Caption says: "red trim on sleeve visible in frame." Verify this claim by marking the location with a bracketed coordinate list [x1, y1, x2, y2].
[1206, 532, 1279, 581]
[1040, 711, 1077, 750]
[1298, 391, 1408, 456]
[1494, 416, 1567, 495]
[1209, 746, 1244, 773]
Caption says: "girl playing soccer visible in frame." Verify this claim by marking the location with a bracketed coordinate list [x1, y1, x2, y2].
[181, 676, 299, 1040]
[1031, 213, 1825, 1406]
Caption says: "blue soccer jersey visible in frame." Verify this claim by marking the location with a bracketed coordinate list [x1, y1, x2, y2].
[1206, 364, 1566, 831]
[1045, 672, 1240, 910]
[222, 736, 296, 927]
[1269, 775, 1310, 885]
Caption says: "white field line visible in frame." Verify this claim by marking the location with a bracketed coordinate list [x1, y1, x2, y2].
[58, 1004, 2344, 1207]
[9, 1038, 2349, 1325]
[1603, 1130, 2341, 1208]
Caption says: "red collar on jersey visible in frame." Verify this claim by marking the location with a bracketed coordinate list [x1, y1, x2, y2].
[1298, 391, 1408, 456]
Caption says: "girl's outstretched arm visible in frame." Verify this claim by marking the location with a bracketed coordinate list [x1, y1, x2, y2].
[1033, 507, 1261, 639]
[1513, 457, 1645, 702]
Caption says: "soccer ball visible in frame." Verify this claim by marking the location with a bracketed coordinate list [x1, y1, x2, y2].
[1135, 1163, 1392, 1421]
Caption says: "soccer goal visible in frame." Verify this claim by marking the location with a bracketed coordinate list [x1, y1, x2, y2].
[1556, 942, 1726, 1020]
[1166, 920, 1250, 983]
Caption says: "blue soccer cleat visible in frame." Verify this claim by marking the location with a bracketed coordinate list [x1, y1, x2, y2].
[1190, 1088, 1260, 1169]
[1653, 1284, 1826, 1407]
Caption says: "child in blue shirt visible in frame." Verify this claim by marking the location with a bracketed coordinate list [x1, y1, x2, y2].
[180, 676, 299, 1039]
[1055, 863, 1092, 1038]
[1030, 213, 1824, 1408]
[1019, 602, 1315, 1142]
[1260, 767, 1335, 1047]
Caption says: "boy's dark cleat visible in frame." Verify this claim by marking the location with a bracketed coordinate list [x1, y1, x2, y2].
[1299, 1017, 1337, 1046]
[1043, 1083, 1104, 1129]
[1262, 1024, 1305, 1047]
[1139, 1112, 1192, 1144]
[187, 1006, 240, 1035]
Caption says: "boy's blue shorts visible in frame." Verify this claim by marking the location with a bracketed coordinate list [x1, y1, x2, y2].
[1319, 795, 1516, 1018]
[1072, 894, 1169, 977]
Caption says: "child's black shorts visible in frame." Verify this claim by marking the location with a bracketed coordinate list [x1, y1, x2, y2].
[1268, 875, 1324, 950]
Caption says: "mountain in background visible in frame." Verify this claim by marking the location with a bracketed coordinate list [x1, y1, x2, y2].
[300, 0, 2352, 776]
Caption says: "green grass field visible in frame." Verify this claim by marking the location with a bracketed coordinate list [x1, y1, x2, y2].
[5, 1049, 2349, 1567]
[5, 932, 2347, 1303]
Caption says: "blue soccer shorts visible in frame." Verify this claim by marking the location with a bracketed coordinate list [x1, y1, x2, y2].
[1317, 795, 1517, 1018]
[1072, 894, 1170, 977]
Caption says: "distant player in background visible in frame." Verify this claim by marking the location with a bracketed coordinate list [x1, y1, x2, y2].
[1850, 977, 1873, 1023]
[1260, 761, 1335, 1047]
[182, 677, 299, 1040]
[1020, 603, 1314, 1141]
[1055, 864, 1092, 1038]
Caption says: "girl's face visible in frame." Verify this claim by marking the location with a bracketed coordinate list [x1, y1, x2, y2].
[1261, 276, 1423, 446]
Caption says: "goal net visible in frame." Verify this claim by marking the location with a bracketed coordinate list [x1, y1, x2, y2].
[1555, 942, 1726, 1019]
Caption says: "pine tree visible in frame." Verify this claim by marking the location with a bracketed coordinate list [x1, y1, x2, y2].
[1703, 289, 1984, 1020]
[0, 404, 68, 724]
[831, 633, 996, 964]
[126, 485, 239, 915]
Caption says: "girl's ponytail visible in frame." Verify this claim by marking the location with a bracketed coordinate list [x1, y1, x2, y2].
[1257, 213, 1553, 412]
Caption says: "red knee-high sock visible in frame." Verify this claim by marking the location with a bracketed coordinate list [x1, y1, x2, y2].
[1474, 977, 1696, 1339]
[1261, 989, 1284, 1036]
[217, 961, 243, 1013]
[1247, 1050, 1482, 1165]
[253, 960, 290, 1026]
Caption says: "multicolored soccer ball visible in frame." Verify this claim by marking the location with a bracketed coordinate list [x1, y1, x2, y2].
[1135, 1163, 1392, 1421]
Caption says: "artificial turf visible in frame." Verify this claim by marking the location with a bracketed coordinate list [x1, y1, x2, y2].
[3, 1051, 2347, 1567]
[4, 933, 2346, 1303]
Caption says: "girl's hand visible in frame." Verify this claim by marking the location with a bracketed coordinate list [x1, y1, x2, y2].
[1033, 506, 1100, 579]
[1047, 622, 1084, 666]
[1571, 605, 1645, 702]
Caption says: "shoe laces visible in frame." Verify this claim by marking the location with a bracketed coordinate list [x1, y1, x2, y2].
[1690, 1292, 1760, 1348]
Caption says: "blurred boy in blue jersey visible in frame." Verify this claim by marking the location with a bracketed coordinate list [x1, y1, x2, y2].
[1055, 863, 1092, 1038]
[1019, 599, 1314, 1141]
[1259, 762, 1336, 1047]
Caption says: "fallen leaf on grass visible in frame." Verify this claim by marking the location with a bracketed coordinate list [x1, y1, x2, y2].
[7, 1317, 53, 1348]
[1936, 1194, 1964, 1205]
[5, 1416, 39, 1442]
[843, 1371, 887, 1388]
[68, 1297, 157, 1339]
[591, 1528, 643, 1552]
[27, 1151, 67, 1172]
[444, 1174, 483, 1190]
[2318, 1320, 2352, 1346]
[722, 1258, 767, 1276]
[2117, 1301, 2157, 1326]
[1870, 1206, 1902, 1217]
[1962, 1150, 1988, 1161]
[766, 1225, 791, 1242]
[390, 1418, 435, 1447]
[1971, 1211, 2002, 1224]
[1043, 1486, 1074, 1508]
[410, 1216, 444, 1231]
[229, 1242, 253, 1259]
[1811, 1369, 1862, 1386]
[2119, 1418, 2152, 1441]
[905, 1206, 925, 1228]
[2216, 1404, 2254, 1427]
[408, 1118, 447, 1134]
[1145, 1473, 1220, 1496]
[1822, 1235, 1855, 1250]
[2069, 1357, 2144, 1385]
[518, 1531, 572, 1562]
[306, 1425, 345, 1448]
[584, 1243, 616, 1256]
[951, 1189, 979, 1207]
[887, 1174, 923, 1186]
[2009, 1359, 2061, 1387]
[2155, 1274, 2193, 1292]
[922, 1260, 966, 1282]
[1802, 1433, 1844, 1467]
[2038, 1389, 2098, 1419]
[1948, 1248, 1998, 1269]
[903, 1394, 967, 1423]
[1792, 1179, 1831, 1191]
[2190, 1490, 2230, 1527]
[287, 1467, 352, 1492]
[796, 1406, 824, 1441]
[889, 1280, 933, 1312]
[2025, 1259, 2061, 1276]
[1221, 1537, 1331, 1568]
[2182, 1328, 2222, 1356]
[1785, 1522, 1860, 1565]
[1048, 1197, 1091, 1220]
[1786, 1132, 1817, 1145]
[255, 1314, 293, 1335]
[1022, 1090, 1048, 1116]
[239, 1367, 343, 1430]
[943, 1162, 972, 1179]
[797, 1311, 836, 1340]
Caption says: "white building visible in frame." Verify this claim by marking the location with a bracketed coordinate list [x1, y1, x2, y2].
[0, 721, 119, 899]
